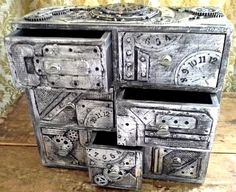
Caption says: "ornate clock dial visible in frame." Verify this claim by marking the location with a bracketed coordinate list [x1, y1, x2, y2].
[175, 51, 221, 88]
[90, 3, 160, 21]
[87, 148, 125, 163]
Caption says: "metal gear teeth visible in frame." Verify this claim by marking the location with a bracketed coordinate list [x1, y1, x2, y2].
[52, 8, 69, 16]
[24, 13, 53, 22]
[189, 7, 224, 18]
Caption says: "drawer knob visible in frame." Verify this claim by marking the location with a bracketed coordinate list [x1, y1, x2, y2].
[172, 157, 182, 166]
[160, 55, 172, 66]
[156, 124, 170, 138]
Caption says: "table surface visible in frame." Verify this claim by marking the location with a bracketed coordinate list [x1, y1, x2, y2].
[0, 93, 236, 192]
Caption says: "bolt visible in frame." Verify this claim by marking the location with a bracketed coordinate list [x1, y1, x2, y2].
[126, 37, 131, 43]
[126, 50, 132, 56]
[140, 56, 146, 62]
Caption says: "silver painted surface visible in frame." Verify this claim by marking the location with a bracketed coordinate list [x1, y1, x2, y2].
[4, 3, 233, 190]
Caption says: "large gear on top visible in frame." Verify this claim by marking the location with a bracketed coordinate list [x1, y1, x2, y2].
[189, 7, 224, 17]
[52, 8, 70, 15]
[90, 3, 160, 21]
[24, 11, 52, 22]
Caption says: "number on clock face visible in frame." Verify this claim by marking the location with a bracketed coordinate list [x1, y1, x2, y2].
[175, 51, 221, 88]
[87, 148, 125, 163]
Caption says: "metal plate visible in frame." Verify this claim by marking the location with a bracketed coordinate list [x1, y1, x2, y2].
[119, 32, 225, 91]
[117, 104, 216, 149]
[144, 147, 209, 183]
[76, 100, 114, 130]
[40, 127, 90, 168]
[87, 146, 142, 190]
[5, 31, 111, 91]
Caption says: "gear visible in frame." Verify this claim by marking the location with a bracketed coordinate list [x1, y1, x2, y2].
[66, 130, 79, 142]
[52, 135, 73, 157]
[24, 12, 52, 22]
[189, 7, 223, 18]
[103, 168, 126, 182]
[52, 8, 69, 15]
[90, 3, 160, 21]
[93, 174, 109, 186]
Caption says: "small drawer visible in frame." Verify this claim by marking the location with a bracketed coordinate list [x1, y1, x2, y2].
[39, 127, 91, 168]
[5, 29, 111, 91]
[86, 132, 143, 190]
[143, 147, 210, 183]
[27, 88, 114, 131]
[118, 32, 226, 92]
[116, 88, 219, 149]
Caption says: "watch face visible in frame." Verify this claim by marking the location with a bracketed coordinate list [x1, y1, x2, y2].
[175, 51, 221, 88]
[87, 148, 125, 163]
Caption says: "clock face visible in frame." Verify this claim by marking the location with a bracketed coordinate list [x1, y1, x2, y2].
[87, 148, 126, 163]
[175, 51, 221, 88]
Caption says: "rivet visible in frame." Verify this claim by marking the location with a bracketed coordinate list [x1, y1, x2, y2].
[126, 37, 131, 43]
[126, 62, 132, 67]
[140, 56, 146, 62]
[126, 72, 132, 78]
[126, 50, 132, 56]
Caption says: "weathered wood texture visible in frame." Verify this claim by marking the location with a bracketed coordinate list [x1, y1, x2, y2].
[0, 93, 236, 191]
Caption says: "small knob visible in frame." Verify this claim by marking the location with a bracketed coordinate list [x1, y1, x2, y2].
[156, 124, 170, 138]
[172, 157, 182, 166]
[160, 55, 172, 66]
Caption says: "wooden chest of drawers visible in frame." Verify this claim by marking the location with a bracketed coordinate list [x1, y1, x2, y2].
[4, 3, 232, 190]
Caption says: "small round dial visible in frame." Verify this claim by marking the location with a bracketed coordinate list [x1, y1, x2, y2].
[175, 51, 221, 88]
[87, 148, 125, 163]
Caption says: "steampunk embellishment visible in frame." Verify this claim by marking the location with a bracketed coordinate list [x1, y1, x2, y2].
[4, 3, 232, 190]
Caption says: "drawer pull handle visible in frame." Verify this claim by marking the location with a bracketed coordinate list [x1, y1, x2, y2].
[156, 124, 170, 138]
[160, 55, 172, 66]
[172, 157, 182, 166]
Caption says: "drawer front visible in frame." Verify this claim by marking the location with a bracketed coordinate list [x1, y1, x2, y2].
[118, 32, 225, 91]
[29, 88, 114, 131]
[144, 147, 209, 183]
[86, 147, 142, 189]
[117, 106, 215, 149]
[39, 127, 90, 168]
[5, 32, 111, 91]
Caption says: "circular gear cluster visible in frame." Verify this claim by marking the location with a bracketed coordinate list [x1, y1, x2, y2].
[90, 3, 160, 21]
[103, 168, 126, 182]
[189, 7, 224, 17]
[24, 11, 52, 22]
[52, 8, 70, 15]
[66, 130, 79, 142]
[52, 135, 73, 156]
[93, 174, 109, 186]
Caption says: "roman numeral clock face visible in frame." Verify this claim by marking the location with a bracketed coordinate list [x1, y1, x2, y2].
[175, 51, 221, 88]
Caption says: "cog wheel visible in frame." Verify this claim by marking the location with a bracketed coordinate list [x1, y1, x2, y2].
[103, 168, 126, 182]
[52, 135, 73, 157]
[52, 8, 69, 15]
[189, 7, 224, 17]
[93, 174, 109, 186]
[24, 12, 52, 22]
[66, 130, 79, 142]
[90, 3, 160, 21]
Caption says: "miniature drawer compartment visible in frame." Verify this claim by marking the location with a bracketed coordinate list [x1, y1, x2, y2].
[116, 88, 219, 149]
[39, 127, 90, 168]
[5, 29, 112, 91]
[28, 88, 114, 131]
[143, 147, 209, 183]
[86, 132, 143, 190]
[118, 32, 225, 92]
